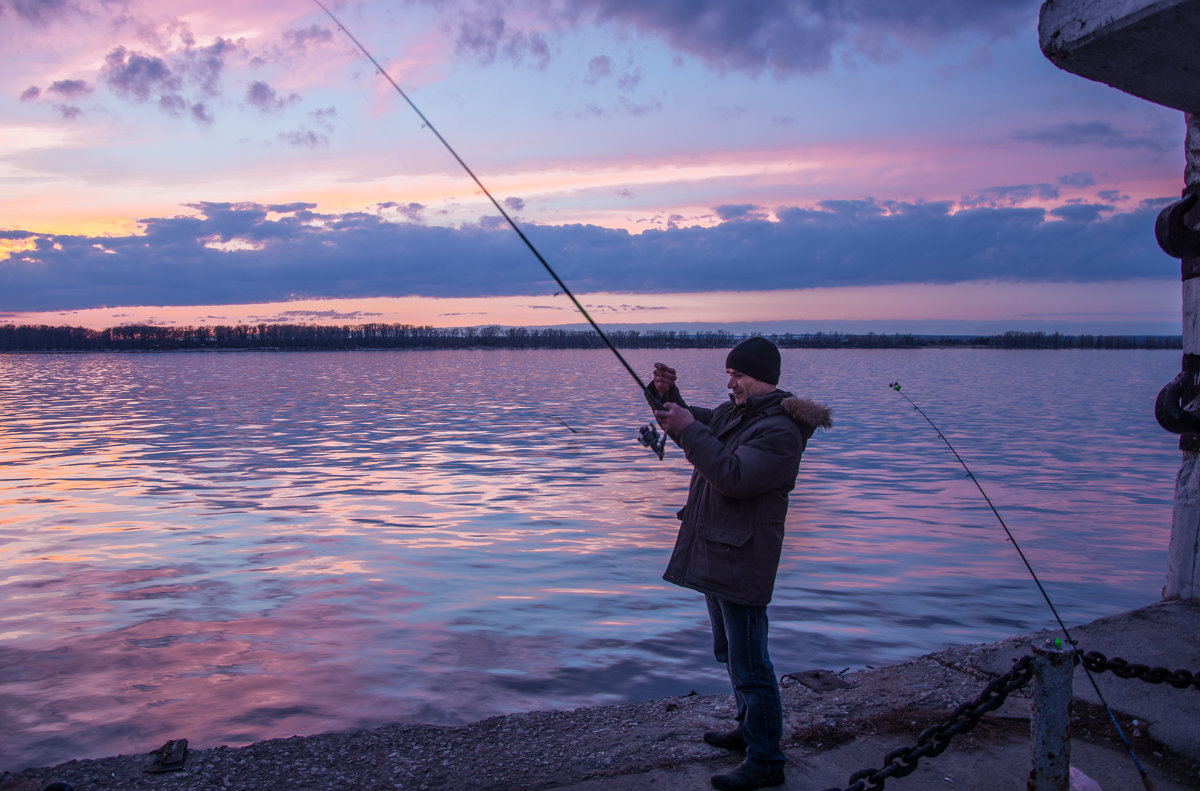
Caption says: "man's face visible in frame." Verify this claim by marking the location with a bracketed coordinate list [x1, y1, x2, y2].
[726, 369, 774, 405]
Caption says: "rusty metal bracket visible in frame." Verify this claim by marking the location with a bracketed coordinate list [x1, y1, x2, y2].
[1156, 354, 1200, 450]
[1157, 185, 1200, 266]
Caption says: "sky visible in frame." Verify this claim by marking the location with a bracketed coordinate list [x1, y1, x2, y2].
[0, 0, 1190, 334]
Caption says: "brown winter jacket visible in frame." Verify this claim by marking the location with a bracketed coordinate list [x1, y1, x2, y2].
[656, 386, 832, 607]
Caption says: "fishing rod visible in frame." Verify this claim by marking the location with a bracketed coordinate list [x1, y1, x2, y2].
[313, 0, 667, 459]
[888, 381, 1156, 791]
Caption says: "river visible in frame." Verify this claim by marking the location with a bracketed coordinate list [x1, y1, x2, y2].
[0, 347, 1181, 770]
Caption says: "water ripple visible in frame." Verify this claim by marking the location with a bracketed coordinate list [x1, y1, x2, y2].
[0, 348, 1180, 770]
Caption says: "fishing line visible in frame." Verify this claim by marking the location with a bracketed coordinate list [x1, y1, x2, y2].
[312, 0, 667, 456]
[888, 382, 1155, 790]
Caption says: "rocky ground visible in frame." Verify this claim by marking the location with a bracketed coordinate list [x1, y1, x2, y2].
[4, 601, 1199, 791]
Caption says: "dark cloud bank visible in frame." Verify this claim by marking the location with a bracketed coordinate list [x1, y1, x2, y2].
[0, 197, 1175, 313]
[435, 0, 1037, 75]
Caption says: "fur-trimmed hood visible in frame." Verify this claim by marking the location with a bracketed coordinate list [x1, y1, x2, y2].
[781, 396, 833, 439]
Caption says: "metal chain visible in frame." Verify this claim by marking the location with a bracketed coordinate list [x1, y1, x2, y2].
[818, 656, 1034, 791]
[1081, 650, 1200, 690]
[817, 649, 1198, 791]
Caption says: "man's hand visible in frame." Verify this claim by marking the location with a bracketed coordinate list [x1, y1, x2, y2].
[651, 362, 677, 397]
[654, 401, 694, 435]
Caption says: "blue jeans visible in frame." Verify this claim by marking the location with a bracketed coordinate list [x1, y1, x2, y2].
[705, 595, 785, 771]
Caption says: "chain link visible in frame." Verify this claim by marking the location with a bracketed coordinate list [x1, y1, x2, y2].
[1081, 650, 1200, 690]
[818, 649, 1199, 791]
[819, 655, 1034, 791]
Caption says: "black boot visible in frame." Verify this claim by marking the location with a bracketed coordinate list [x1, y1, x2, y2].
[710, 761, 784, 791]
[703, 728, 747, 751]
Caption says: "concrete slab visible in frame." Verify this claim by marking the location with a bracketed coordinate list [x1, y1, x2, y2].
[1039, 0, 1200, 113]
[1067, 602, 1200, 761]
[5, 601, 1200, 791]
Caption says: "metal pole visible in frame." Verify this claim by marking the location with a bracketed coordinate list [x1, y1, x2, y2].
[1028, 639, 1074, 791]
[1166, 112, 1200, 602]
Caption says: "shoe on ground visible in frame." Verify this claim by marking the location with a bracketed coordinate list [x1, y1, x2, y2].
[703, 728, 747, 751]
[710, 761, 784, 791]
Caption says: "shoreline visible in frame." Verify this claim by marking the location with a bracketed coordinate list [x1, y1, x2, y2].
[5, 600, 1198, 791]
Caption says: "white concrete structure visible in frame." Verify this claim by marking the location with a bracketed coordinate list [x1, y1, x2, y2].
[1040, 0, 1200, 113]
[1040, 0, 1200, 600]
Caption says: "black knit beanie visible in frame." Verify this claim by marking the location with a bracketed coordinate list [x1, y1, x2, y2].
[725, 337, 780, 385]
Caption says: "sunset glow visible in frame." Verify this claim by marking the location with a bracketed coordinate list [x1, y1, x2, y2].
[0, 0, 1186, 333]
[1, 280, 1176, 334]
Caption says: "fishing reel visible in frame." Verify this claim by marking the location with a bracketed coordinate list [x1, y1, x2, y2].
[638, 423, 667, 459]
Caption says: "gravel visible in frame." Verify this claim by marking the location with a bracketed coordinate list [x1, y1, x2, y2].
[1, 691, 749, 791]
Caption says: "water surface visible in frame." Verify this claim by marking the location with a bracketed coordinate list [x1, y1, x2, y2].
[0, 348, 1180, 770]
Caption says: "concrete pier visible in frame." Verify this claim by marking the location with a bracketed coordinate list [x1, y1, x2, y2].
[5, 601, 1197, 791]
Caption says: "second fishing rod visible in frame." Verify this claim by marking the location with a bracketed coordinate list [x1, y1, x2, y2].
[888, 381, 1156, 791]
[313, 0, 669, 458]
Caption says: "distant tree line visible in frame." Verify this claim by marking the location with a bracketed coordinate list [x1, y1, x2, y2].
[0, 323, 1182, 352]
[983, 330, 1181, 349]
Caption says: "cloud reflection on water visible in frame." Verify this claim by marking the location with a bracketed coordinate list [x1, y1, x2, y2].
[0, 347, 1180, 770]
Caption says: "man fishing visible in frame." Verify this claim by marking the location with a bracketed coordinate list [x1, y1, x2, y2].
[649, 337, 831, 791]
